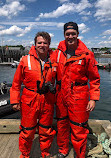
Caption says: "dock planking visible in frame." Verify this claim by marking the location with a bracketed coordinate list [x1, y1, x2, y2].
[0, 133, 74, 158]
[0, 134, 20, 158]
[0, 119, 111, 158]
[0, 119, 73, 158]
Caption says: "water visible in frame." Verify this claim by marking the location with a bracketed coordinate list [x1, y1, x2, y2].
[89, 69, 111, 121]
[0, 65, 16, 83]
[96, 57, 111, 63]
[0, 63, 111, 121]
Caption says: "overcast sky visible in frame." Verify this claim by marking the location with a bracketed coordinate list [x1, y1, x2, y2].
[0, 0, 111, 48]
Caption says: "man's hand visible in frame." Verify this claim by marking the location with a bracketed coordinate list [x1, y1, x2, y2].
[86, 100, 96, 112]
[12, 104, 20, 111]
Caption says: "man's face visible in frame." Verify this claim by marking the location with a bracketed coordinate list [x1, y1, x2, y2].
[64, 28, 78, 48]
[35, 36, 49, 56]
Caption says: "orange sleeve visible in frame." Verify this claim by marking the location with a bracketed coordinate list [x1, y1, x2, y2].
[10, 58, 24, 104]
[86, 51, 100, 100]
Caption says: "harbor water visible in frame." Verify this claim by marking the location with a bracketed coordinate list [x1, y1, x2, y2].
[0, 59, 111, 121]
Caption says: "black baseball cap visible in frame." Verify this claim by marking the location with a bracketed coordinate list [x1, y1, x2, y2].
[64, 22, 79, 34]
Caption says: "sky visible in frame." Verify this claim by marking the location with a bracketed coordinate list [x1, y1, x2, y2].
[0, 0, 111, 48]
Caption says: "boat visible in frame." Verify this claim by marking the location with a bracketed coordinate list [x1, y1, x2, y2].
[0, 81, 25, 118]
[11, 60, 19, 68]
[0, 81, 16, 118]
[97, 63, 111, 70]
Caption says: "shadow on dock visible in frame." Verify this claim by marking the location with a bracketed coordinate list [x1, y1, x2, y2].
[0, 133, 74, 158]
[0, 119, 74, 158]
[30, 134, 73, 158]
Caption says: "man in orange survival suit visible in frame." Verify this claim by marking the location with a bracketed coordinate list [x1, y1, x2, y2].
[10, 32, 57, 158]
[55, 22, 100, 158]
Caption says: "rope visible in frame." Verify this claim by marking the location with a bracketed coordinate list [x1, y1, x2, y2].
[91, 154, 108, 158]
[87, 132, 111, 157]
[98, 132, 108, 144]
[98, 132, 111, 156]
[87, 143, 103, 156]
[0, 83, 4, 94]
[0, 82, 7, 94]
[102, 138, 111, 155]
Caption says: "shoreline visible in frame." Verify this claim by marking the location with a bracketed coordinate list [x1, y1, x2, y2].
[95, 54, 111, 58]
[0, 62, 13, 66]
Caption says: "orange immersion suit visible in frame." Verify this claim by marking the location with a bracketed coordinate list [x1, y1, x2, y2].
[55, 40, 100, 158]
[10, 46, 57, 157]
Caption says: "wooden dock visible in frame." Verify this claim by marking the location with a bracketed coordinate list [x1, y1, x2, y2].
[0, 119, 73, 158]
[0, 119, 111, 158]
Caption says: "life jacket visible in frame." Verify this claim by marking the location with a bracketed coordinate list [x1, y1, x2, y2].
[55, 39, 100, 101]
[10, 46, 57, 104]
